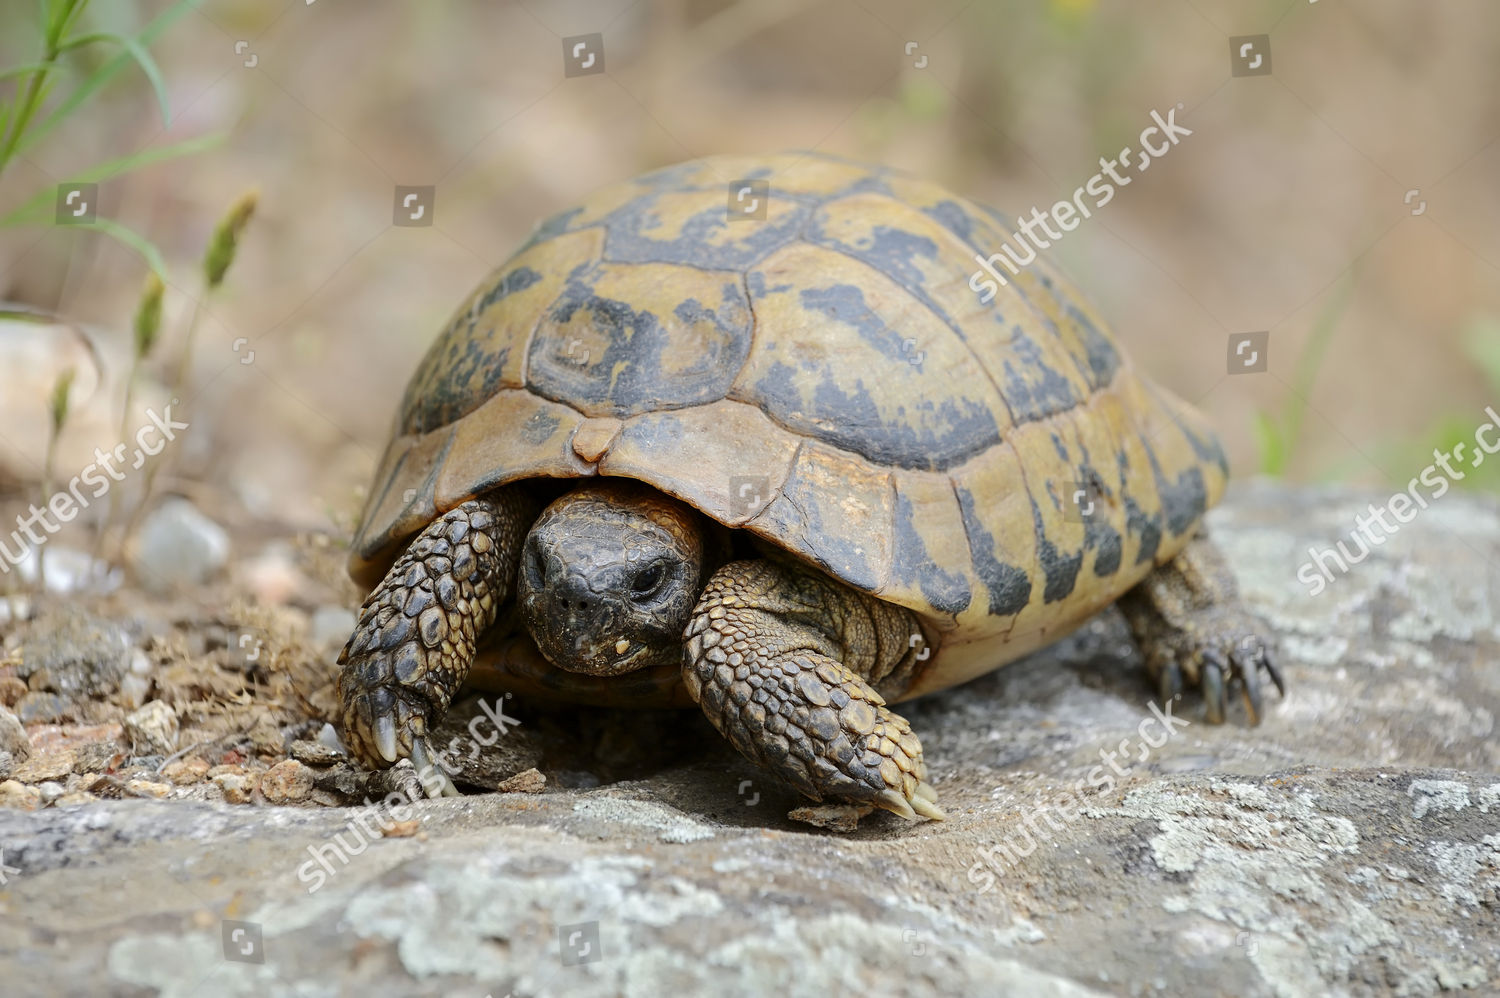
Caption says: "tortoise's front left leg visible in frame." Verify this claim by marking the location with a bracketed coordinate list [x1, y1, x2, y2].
[337, 489, 534, 795]
[684, 559, 945, 820]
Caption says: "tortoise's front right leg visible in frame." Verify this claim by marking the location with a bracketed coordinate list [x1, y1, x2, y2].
[684, 559, 945, 820]
[337, 489, 534, 795]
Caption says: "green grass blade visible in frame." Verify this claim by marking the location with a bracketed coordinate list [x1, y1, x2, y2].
[58, 32, 171, 126]
[17, 0, 199, 157]
[77, 216, 167, 278]
[0, 131, 223, 228]
[0, 63, 60, 81]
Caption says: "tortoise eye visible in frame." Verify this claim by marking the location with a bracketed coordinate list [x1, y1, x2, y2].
[630, 562, 665, 598]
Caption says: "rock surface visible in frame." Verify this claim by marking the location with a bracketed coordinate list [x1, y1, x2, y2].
[0, 483, 1497, 997]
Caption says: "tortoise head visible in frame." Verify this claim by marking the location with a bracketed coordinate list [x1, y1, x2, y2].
[519, 480, 707, 676]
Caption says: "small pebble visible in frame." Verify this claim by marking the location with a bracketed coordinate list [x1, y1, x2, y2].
[15, 692, 68, 724]
[126, 779, 172, 799]
[316, 723, 345, 753]
[497, 768, 547, 794]
[73, 739, 127, 774]
[160, 757, 211, 785]
[130, 498, 231, 592]
[258, 759, 313, 804]
[38, 781, 64, 805]
[118, 673, 152, 710]
[0, 677, 27, 707]
[13, 747, 76, 783]
[0, 704, 31, 761]
[212, 773, 254, 805]
[124, 700, 179, 756]
[377, 818, 421, 838]
[787, 802, 876, 832]
[0, 779, 40, 810]
[290, 739, 344, 766]
[0, 595, 32, 625]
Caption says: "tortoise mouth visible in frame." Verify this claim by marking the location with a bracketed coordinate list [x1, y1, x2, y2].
[547, 634, 658, 676]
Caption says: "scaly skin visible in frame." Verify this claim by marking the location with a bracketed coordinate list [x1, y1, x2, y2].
[1119, 529, 1285, 724]
[683, 559, 945, 820]
[336, 490, 534, 793]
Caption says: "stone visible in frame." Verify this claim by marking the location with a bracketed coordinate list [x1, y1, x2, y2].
[0, 595, 31, 626]
[123, 701, 178, 756]
[117, 673, 151, 710]
[211, 772, 254, 805]
[258, 759, 313, 804]
[160, 757, 210, 786]
[0, 704, 30, 762]
[0, 676, 27, 707]
[5, 547, 121, 595]
[289, 739, 344, 766]
[309, 606, 357, 651]
[18, 611, 131, 698]
[14, 691, 68, 724]
[0, 779, 39, 810]
[0, 485, 1496, 997]
[124, 779, 171, 799]
[496, 767, 546, 794]
[129, 498, 230, 592]
[787, 802, 874, 831]
[11, 747, 75, 783]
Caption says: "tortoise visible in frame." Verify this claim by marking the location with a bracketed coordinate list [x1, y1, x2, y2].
[336, 152, 1282, 820]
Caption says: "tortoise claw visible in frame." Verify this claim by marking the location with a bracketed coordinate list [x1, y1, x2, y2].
[911, 781, 947, 820]
[373, 714, 399, 763]
[1263, 648, 1287, 698]
[874, 788, 918, 820]
[1157, 660, 1183, 706]
[410, 738, 462, 798]
[1233, 646, 1265, 725]
[1200, 653, 1227, 724]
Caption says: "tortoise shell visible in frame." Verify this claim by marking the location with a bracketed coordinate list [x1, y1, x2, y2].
[349, 152, 1227, 700]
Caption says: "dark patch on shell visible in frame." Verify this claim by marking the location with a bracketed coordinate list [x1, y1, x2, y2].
[891, 491, 972, 615]
[954, 485, 1031, 616]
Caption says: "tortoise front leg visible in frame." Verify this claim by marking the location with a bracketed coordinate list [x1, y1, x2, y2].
[1118, 529, 1285, 724]
[683, 559, 945, 821]
[337, 489, 534, 795]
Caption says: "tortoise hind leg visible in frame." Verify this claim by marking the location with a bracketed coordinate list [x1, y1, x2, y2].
[337, 489, 535, 795]
[1118, 528, 1285, 724]
[683, 559, 945, 820]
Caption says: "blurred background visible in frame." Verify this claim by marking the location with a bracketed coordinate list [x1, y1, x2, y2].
[2, 0, 1498, 552]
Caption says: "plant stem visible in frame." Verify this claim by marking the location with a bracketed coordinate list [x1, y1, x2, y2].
[120, 288, 203, 556]
[0, 59, 54, 177]
[37, 427, 57, 591]
[96, 354, 140, 560]
[0, 0, 88, 179]
[170, 294, 202, 399]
